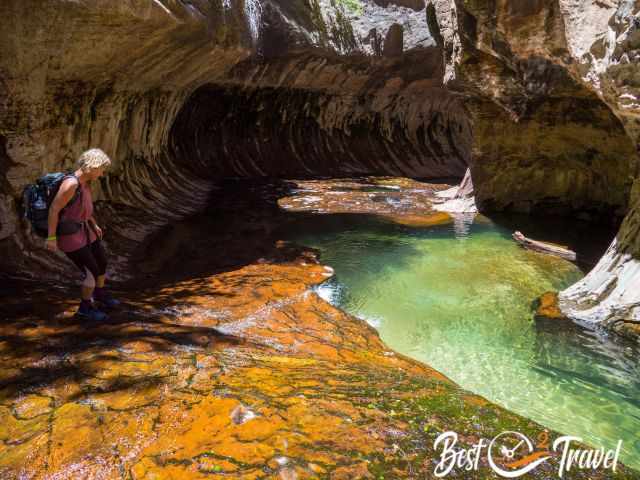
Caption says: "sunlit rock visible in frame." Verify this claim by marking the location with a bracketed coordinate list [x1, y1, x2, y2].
[230, 403, 258, 424]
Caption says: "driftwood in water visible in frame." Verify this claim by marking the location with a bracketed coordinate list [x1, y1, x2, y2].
[512, 231, 577, 261]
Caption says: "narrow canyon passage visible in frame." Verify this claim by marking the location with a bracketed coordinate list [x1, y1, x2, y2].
[3, 67, 639, 480]
[2, 0, 640, 478]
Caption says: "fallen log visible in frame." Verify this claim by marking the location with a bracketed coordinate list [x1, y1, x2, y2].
[512, 231, 577, 261]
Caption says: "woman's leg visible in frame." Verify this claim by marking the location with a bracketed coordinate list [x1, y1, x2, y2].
[64, 244, 107, 319]
[89, 240, 119, 307]
[89, 240, 108, 288]
[65, 244, 101, 300]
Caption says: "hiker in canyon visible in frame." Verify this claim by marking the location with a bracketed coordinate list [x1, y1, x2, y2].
[45, 148, 120, 320]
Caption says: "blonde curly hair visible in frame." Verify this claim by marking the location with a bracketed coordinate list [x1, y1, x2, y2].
[75, 148, 112, 172]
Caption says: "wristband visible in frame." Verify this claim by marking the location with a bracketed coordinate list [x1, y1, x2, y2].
[47, 236, 57, 241]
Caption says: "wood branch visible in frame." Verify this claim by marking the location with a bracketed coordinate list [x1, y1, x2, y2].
[512, 231, 577, 261]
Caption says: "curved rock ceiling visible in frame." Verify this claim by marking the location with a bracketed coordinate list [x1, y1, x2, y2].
[171, 56, 471, 179]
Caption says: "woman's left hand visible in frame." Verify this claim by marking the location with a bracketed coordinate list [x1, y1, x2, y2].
[94, 224, 103, 239]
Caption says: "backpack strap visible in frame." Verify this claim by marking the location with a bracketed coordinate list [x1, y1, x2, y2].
[61, 174, 82, 211]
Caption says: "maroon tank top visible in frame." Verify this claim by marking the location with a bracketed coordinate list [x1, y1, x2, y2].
[57, 178, 97, 253]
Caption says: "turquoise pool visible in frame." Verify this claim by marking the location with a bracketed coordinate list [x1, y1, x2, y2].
[282, 212, 640, 470]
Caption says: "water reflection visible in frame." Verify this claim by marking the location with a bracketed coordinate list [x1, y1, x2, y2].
[452, 212, 476, 238]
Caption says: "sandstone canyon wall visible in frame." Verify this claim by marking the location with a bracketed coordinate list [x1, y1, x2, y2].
[0, 0, 471, 279]
[1, 0, 639, 333]
[428, 0, 640, 332]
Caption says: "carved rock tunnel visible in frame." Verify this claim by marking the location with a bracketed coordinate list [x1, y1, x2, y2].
[169, 83, 471, 181]
[4, 75, 637, 281]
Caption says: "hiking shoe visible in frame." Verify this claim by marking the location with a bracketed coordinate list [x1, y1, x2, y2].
[93, 287, 121, 309]
[76, 305, 108, 321]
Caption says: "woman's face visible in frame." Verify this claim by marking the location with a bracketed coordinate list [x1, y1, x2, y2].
[89, 167, 105, 180]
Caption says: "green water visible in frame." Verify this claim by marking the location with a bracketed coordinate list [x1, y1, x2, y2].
[283, 213, 640, 470]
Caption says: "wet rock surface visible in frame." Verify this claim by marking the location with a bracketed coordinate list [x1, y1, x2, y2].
[534, 292, 568, 321]
[2, 181, 635, 479]
[278, 177, 455, 227]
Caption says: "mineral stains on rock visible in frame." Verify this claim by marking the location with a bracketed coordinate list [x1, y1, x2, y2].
[1, 180, 635, 477]
[0, 218, 634, 479]
[534, 291, 567, 321]
[278, 177, 455, 227]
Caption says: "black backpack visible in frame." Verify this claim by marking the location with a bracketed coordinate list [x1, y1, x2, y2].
[23, 172, 82, 238]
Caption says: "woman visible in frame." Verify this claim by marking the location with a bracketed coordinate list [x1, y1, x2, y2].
[46, 148, 119, 320]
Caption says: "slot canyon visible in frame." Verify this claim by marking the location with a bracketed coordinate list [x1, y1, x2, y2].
[1, 1, 639, 478]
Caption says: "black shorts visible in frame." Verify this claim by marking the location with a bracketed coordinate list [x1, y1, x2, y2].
[64, 240, 108, 280]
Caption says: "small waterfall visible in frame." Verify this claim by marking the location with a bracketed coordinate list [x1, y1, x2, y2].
[244, 0, 262, 44]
